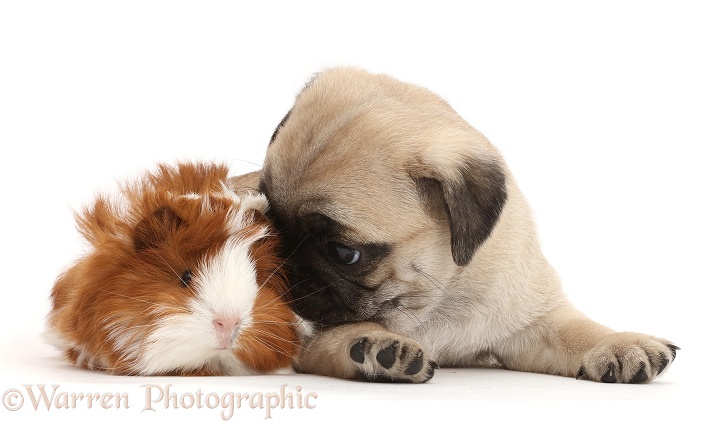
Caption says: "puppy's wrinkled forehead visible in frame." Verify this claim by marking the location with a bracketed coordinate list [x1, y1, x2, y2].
[261, 170, 413, 245]
[261, 67, 458, 225]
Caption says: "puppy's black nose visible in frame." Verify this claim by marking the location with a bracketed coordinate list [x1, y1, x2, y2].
[285, 259, 311, 278]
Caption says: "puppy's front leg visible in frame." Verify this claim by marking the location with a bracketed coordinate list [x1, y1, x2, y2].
[496, 304, 679, 383]
[297, 322, 438, 383]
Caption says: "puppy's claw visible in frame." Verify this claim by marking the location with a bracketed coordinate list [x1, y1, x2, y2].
[424, 360, 438, 380]
[667, 344, 680, 360]
[656, 352, 670, 375]
[581, 333, 677, 383]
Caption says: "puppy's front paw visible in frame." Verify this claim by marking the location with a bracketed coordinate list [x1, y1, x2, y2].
[349, 335, 437, 383]
[577, 332, 679, 383]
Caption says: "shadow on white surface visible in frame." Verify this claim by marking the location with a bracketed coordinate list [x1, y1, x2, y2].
[0, 331, 701, 422]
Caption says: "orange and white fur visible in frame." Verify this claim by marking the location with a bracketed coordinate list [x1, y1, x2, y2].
[46, 162, 299, 376]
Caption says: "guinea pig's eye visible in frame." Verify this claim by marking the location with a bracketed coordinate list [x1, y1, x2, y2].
[328, 242, 361, 265]
[180, 269, 193, 288]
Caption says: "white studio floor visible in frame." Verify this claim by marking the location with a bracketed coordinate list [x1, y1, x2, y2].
[0, 333, 701, 422]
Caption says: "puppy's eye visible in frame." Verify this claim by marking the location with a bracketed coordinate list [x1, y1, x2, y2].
[328, 242, 361, 265]
[180, 269, 193, 287]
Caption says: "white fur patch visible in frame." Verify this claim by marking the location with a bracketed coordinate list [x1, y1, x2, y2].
[240, 192, 269, 213]
[180, 192, 202, 200]
[42, 323, 68, 351]
[130, 236, 263, 375]
[224, 193, 269, 237]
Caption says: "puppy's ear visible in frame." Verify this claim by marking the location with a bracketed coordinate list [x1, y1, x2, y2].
[269, 109, 292, 145]
[411, 158, 507, 266]
[269, 73, 319, 145]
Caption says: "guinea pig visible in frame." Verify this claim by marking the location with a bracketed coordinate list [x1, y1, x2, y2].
[45, 161, 299, 376]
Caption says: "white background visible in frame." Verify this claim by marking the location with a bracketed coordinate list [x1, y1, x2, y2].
[1, 1, 724, 422]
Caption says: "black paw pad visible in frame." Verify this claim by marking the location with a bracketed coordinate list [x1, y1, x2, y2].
[376, 341, 399, 369]
[630, 362, 648, 383]
[350, 338, 369, 364]
[576, 366, 586, 380]
[404, 350, 424, 375]
[601, 363, 617, 383]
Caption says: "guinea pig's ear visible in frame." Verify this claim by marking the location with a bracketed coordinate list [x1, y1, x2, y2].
[410, 156, 508, 266]
[133, 206, 185, 251]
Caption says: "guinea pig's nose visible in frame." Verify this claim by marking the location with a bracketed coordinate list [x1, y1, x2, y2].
[213, 316, 242, 350]
[214, 316, 241, 333]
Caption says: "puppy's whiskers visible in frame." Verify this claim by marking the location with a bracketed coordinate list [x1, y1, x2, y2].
[411, 264, 452, 301]
[250, 319, 300, 326]
[395, 303, 425, 329]
[238, 331, 298, 360]
[244, 327, 300, 348]
[229, 158, 263, 169]
[255, 232, 313, 304]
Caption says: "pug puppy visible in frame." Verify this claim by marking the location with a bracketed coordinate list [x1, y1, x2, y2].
[229, 67, 678, 384]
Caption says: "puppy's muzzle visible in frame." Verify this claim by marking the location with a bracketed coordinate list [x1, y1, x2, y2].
[286, 260, 370, 327]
